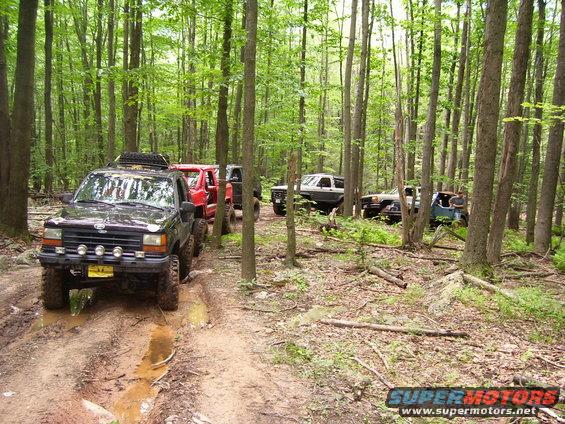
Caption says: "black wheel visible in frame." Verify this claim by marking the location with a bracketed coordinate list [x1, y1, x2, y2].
[192, 218, 208, 257]
[157, 255, 179, 311]
[222, 204, 236, 235]
[41, 268, 69, 309]
[273, 203, 286, 216]
[179, 236, 194, 281]
[253, 197, 261, 221]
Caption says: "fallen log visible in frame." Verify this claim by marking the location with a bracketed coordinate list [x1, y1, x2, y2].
[353, 356, 394, 389]
[462, 273, 522, 304]
[367, 267, 407, 289]
[320, 318, 469, 338]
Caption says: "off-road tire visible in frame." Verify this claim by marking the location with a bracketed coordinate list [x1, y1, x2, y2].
[253, 197, 261, 221]
[179, 236, 195, 281]
[192, 218, 208, 256]
[273, 203, 286, 216]
[222, 204, 236, 235]
[157, 255, 180, 311]
[42, 268, 68, 309]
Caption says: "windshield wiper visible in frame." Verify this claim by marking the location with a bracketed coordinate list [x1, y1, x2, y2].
[75, 199, 115, 207]
[116, 201, 165, 211]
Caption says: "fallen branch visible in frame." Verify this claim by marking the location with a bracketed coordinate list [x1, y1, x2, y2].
[240, 301, 297, 313]
[367, 267, 407, 289]
[536, 355, 565, 369]
[151, 349, 176, 369]
[462, 273, 522, 304]
[353, 356, 394, 389]
[364, 340, 390, 371]
[431, 244, 464, 252]
[320, 318, 469, 338]
[151, 370, 168, 386]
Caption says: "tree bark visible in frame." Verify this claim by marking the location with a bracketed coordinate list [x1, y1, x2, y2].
[526, 0, 546, 243]
[342, 0, 358, 217]
[107, 0, 117, 161]
[534, 0, 565, 254]
[1, 0, 39, 234]
[351, 0, 369, 218]
[94, 0, 104, 163]
[241, 0, 258, 281]
[295, 0, 308, 195]
[285, 150, 297, 267]
[0, 16, 10, 214]
[487, 0, 534, 263]
[44, 0, 54, 193]
[124, 0, 142, 152]
[461, 0, 508, 270]
[317, 7, 329, 173]
[231, 2, 246, 164]
[211, 0, 233, 248]
[413, 0, 441, 243]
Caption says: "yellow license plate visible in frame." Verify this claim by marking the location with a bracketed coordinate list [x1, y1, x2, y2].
[88, 265, 114, 278]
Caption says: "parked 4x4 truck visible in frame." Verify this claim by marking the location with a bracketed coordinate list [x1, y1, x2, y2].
[271, 174, 344, 215]
[224, 164, 262, 220]
[171, 164, 236, 256]
[361, 186, 421, 218]
[39, 153, 196, 311]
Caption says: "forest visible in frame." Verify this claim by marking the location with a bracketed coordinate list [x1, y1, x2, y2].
[0, 0, 563, 422]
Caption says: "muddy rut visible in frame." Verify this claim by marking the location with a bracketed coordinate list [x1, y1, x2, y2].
[0, 214, 310, 424]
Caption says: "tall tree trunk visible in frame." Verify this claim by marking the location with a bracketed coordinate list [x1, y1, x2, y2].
[285, 149, 297, 267]
[317, 7, 329, 173]
[44, 0, 54, 193]
[122, 0, 129, 151]
[55, 31, 68, 189]
[413, 0, 441, 243]
[211, 0, 233, 248]
[124, 0, 142, 151]
[1, 0, 39, 234]
[231, 2, 246, 164]
[487, 0, 534, 263]
[553, 141, 565, 227]
[241, 0, 258, 281]
[94, 0, 104, 163]
[461, 0, 508, 270]
[107, 0, 117, 161]
[294, 0, 307, 194]
[438, 4, 461, 191]
[342, 0, 358, 217]
[526, 0, 546, 243]
[351, 0, 369, 218]
[534, 0, 565, 254]
[0, 16, 10, 214]
[447, 0, 471, 191]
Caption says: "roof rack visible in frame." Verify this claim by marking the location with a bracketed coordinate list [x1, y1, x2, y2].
[115, 152, 170, 170]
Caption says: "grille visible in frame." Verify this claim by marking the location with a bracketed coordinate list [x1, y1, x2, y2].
[63, 229, 142, 254]
[272, 191, 286, 199]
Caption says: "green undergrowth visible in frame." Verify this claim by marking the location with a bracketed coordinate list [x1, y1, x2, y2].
[318, 217, 401, 246]
[221, 232, 286, 247]
[503, 230, 533, 254]
[455, 286, 564, 338]
[552, 243, 565, 271]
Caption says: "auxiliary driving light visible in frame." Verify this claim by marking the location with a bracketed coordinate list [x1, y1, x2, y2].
[77, 244, 88, 256]
[113, 246, 123, 258]
[135, 251, 145, 259]
[55, 247, 66, 255]
[94, 245, 105, 257]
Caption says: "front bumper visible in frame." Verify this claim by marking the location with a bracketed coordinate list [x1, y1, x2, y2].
[38, 252, 170, 274]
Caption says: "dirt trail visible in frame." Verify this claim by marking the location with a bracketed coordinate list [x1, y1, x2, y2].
[0, 211, 311, 424]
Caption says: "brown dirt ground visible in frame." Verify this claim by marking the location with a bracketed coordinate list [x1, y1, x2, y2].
[0, 206, 562, 423]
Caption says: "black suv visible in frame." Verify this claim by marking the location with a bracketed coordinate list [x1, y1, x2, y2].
[39, 153, 196, 311]
[215, 164, 262, 221]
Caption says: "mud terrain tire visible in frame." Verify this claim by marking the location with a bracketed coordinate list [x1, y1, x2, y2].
[179, 236, 195, 280]
[253, 197, 261, 221]
[157, 255, 180, 311]
[222, 204, 236, 235]
[42, 268, 68, 309]
[192, 218, 208, 257]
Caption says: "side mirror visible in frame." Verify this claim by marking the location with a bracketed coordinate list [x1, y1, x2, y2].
[60, 192, 74, 204]
[181, 201, 195, 214]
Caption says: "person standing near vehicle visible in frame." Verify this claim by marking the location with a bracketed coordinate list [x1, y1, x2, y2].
[449, 191, 466, 220]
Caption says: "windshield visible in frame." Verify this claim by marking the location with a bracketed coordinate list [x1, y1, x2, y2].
[75, 172, 175, 208]
[301, 175, 318, 186]
[183, 171, 200, 188]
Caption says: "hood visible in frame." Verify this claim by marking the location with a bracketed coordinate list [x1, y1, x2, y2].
[271, 185, 288, 191]
[44, 203, 176, 232]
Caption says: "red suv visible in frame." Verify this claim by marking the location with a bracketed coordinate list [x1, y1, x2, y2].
[171, 164, 235, 255]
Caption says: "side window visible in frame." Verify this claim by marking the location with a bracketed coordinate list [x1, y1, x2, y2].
[405, 187, 413, 197]
[232, 168, 242, 182]
[206, 171, 215, 187]
[176, 179, 186, 203]
[334, 178, 344, 189]
[319, 177, 331, 188]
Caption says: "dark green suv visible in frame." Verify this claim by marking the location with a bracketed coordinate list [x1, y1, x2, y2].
[38, 153, 196, 311]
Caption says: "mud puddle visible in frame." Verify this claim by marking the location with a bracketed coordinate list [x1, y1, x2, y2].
[112, 286, 209, 422]
[30, 289, 94, 332]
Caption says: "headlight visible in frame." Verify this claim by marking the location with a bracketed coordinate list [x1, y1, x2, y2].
[43, 227, 62, 240]
[77, 244, 88, 255]
[143, 234, 166, 246]
[371, 196, 379, 203]
[113, 246, 123, 258]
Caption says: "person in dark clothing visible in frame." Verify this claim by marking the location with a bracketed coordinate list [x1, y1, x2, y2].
[449, 192, 466, 220]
